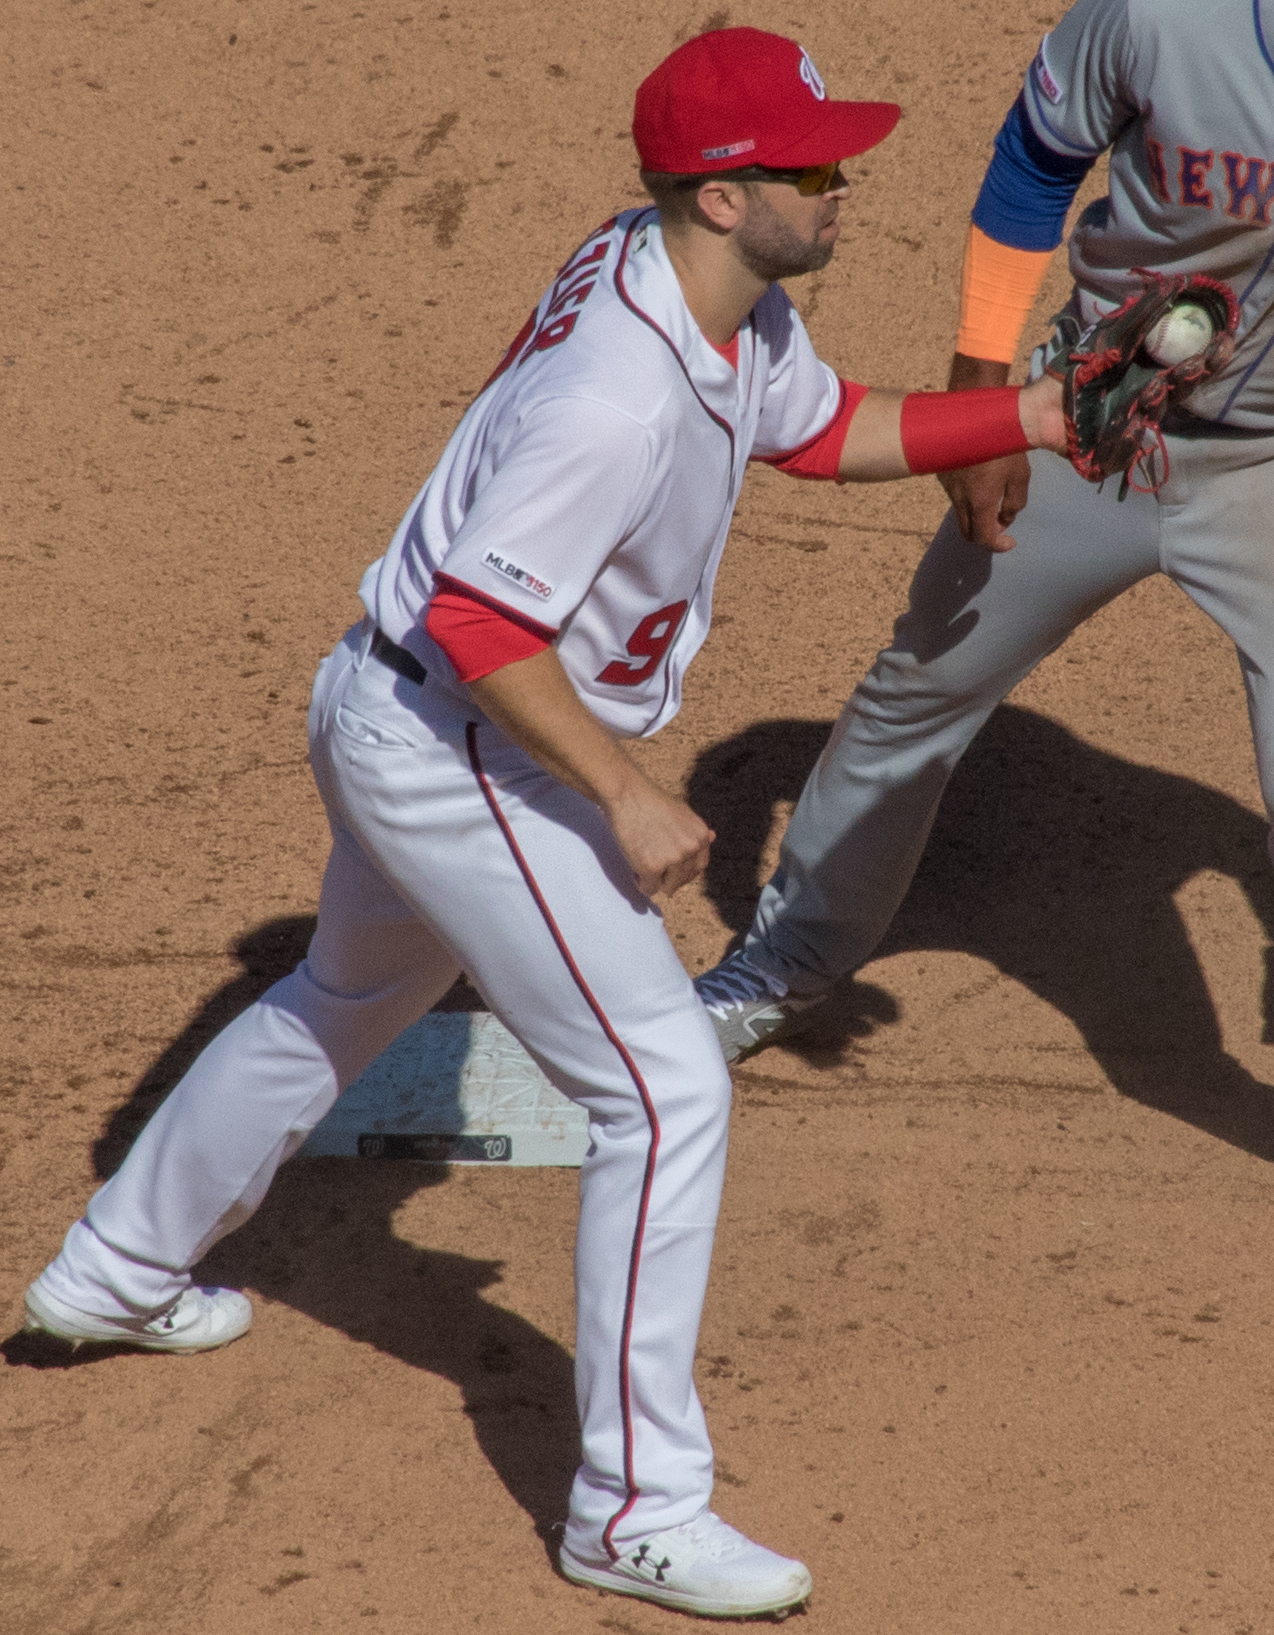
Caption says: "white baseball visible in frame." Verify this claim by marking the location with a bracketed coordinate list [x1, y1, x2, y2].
[1144, 301, 1215, 366]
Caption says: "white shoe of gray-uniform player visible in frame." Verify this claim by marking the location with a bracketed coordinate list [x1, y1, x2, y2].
[559, 1509, 812, 1619]
[24, 1281, 252, 1354]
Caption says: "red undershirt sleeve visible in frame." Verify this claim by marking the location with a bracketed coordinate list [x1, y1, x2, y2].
[753, 379, 870, 481]
[425, 574, 557, 683]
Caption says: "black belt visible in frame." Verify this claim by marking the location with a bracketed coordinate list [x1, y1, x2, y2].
[370, 628, 427, 686]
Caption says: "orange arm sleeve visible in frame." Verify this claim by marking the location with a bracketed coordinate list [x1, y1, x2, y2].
[955, 224, 1054, 365]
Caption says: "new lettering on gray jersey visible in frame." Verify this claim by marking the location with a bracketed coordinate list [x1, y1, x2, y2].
[1026, 0, 1274, 426]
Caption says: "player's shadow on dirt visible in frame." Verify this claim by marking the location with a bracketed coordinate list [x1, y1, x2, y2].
[196, 1159, 581, 1555]
[689, 705, 1274, 1161]
[2, 919, 578, 1554]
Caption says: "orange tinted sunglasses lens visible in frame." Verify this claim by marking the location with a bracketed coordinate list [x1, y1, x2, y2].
[796, 162, 840, 195]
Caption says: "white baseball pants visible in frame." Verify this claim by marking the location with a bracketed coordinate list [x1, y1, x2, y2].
[37, 621, 732, 1557]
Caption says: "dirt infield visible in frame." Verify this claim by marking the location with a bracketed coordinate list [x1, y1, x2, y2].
[4, 2, 1274, 1631]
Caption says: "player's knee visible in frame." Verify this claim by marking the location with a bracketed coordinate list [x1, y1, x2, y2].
[627, 1016, 732, 1134]
[256, 964, 421, 1090]
[671, 1052, 734, 1141]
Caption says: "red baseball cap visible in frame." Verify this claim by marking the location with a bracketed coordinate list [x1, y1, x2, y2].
[633, 27, 900, 174]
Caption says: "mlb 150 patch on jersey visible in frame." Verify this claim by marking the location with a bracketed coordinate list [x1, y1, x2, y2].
[483, 549, 554, 601]
[1032, 42, 1062, 103]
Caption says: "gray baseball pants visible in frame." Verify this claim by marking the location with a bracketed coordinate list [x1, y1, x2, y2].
[743, 432, 1274, 994]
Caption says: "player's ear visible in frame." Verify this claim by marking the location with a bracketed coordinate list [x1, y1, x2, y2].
[694, 179, 748, 232]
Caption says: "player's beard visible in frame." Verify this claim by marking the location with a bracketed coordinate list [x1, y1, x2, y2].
[732, 188, 837, 282]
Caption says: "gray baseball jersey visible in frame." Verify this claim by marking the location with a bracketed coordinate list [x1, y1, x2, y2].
[1026, 0, 1274, 425]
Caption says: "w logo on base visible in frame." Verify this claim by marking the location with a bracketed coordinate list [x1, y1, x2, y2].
[798, 47, 826, 101]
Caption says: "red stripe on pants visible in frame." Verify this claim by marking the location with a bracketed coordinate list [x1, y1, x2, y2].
[465, 722, 661, 1560]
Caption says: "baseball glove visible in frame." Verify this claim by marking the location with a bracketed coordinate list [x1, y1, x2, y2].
[1048, 270, 1239, 498]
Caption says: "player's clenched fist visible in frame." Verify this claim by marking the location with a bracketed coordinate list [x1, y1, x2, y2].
[605, 776, 715, 898]
[468, 646, 713, 896]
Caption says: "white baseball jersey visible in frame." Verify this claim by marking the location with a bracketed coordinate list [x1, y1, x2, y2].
[1025, 0, 1274, 426]
[359, 207, 843, 737]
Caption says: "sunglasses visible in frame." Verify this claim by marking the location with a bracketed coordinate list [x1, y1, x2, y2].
[754, 161, 843, 196]
[675, 160, 845, 197]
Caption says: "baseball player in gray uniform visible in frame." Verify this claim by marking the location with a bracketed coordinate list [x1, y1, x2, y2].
[697, 0, 1274, 1062]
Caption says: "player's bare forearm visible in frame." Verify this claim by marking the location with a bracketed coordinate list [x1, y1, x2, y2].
[835, 389, 909, 480]
[937, 353, 1035, 552]
[468, 647, 648, 817]
[836, 374, 1062, 487]
[468, 647, 713, 897]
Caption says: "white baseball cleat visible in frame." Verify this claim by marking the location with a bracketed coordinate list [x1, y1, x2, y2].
[24, 1282, 252, 1354]
[559, 1510, 812, 1619]
[694, 949, 820, 1066]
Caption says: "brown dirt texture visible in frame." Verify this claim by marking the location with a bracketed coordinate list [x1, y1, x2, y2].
[3, 1, 1273, 1632]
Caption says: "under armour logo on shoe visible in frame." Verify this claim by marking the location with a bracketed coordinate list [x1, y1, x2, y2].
[631, 1543, 673, 1582]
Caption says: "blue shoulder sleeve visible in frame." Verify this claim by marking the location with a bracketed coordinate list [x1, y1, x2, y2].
[971, 92, 1097, 252]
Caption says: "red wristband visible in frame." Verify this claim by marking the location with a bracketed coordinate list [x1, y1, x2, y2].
[899, 386, 1029, 475]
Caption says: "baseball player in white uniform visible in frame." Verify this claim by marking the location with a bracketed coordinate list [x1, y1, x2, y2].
[23, 29, 1064, 1618]
[698, 0, 1274, 1066]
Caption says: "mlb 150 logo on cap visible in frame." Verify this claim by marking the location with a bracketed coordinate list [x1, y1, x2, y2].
[798, 47, 826, 101]
[701, 138, 757, 160]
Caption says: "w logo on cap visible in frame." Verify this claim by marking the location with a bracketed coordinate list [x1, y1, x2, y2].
[798, 46, 826, 101]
